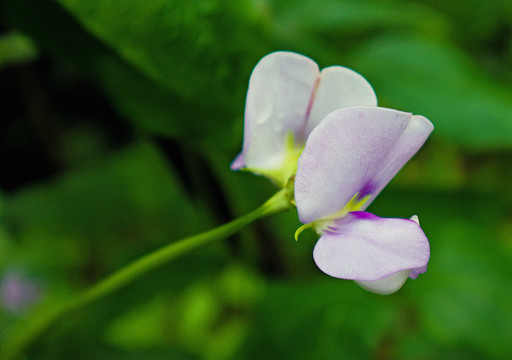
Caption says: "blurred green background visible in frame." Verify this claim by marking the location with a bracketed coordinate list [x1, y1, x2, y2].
[1, 0, 512, 359]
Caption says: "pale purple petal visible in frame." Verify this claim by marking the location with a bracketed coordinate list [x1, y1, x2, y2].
[409, 264, 428, 279]
[407, 214, 428, 279]
[240, 51, 319, 170]
[312, 212, 430, 281]
[295, 106, 433, 223]
[367, 114, 434, 206]
[230, 152, 245, 170]
[306, 66, 377, 135]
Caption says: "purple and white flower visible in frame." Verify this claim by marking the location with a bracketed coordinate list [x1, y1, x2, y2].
[232, 51, 377, 185]
[231, 51, 433, 294]
[294, 106, 433, 294]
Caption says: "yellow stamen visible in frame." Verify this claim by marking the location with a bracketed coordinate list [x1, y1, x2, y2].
[246, 132, 304, 187]
[295, 192, 372, 237]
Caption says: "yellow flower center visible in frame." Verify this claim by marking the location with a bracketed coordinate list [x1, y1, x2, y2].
[295, 193, 371, 240]
[246, 132, 304, 187]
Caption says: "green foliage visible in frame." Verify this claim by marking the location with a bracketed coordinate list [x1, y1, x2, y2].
[350, 35, 512, 149]
[2, 0, 269, 143]
[1, 0, 512, 359]
[56, 0, 266, 107]
[0, 32, 37, 69]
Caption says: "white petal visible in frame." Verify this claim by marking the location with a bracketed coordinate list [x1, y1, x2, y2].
[306, 66, 377, 135]
[355, 269, 411, 295]
[242, 51, 319, 170]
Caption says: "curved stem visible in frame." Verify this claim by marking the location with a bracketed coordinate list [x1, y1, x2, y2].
[1, 189, 292, 360]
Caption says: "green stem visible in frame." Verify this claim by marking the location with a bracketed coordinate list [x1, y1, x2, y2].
[1, 189, 292, 360]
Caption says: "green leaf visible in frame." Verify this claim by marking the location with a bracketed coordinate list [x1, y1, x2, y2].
[349, 35, 512, 149]
[2, 0, 267, 145]
[236, 189, 512, 360]
[271, 0, 450, 37]
[236, 278, 405, 360]
[267, 0, 451, 62]
[0, 32, 38, 69]
[4, 141, 211, 270]
[415, 0, 511, 43]
[55, 0, 267, 109]
[371, 188, 512, 359]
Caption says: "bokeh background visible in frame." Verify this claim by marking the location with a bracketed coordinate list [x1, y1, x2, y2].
[1, 0, 512, 359]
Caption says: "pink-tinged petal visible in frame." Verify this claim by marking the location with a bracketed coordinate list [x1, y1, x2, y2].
[230, 152, 245, 170]
[312, 212, 430, 281]
[409, 264, 428, 279]
[355, 269, 410, 295]
[407, 214, 427, 279]
[366, 114, 434, 206]
[295, 106, 433, 223]
[240, 51, 319, 170]
[306, 66, 377, 135]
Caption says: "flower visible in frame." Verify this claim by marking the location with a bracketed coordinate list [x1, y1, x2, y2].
[0, 269, 41, 313]
[231, 51, 377, 186]
[231, 52, 433, 294]
[294, 106, 433, 294]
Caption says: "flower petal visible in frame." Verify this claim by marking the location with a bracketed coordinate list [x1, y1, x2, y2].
[240, 51, 319, 170]
[306, 66, 377, 135]
[312, 211, 430, 281]
[230, 152, 245, 170]
[407, 214, 428, 279]
[355, 269, 410, 295]
[295, 106, 433, 223]
[409, 264, 428, 279]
